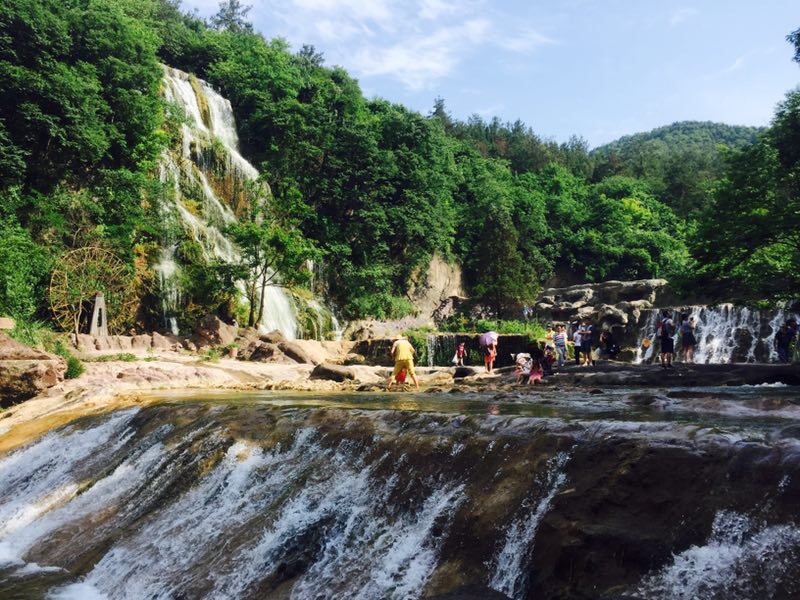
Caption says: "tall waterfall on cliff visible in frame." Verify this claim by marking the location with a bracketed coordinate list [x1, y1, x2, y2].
[634, 304, 799, 363]
[155, 67, 305, 338]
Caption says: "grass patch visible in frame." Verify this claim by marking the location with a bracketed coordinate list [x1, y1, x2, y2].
[199, 347, 222, 362]
[88, 353, 138, 363]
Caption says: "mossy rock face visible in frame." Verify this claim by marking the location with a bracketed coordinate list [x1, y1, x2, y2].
[188, 74, 212, 130]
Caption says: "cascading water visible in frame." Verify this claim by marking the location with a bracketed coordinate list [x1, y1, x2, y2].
[633, 304, 799, 364]
[156, 67, 336, 339]
[3, 392, 800, 600]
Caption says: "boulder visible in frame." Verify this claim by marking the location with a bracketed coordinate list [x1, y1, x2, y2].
[193, 314, 238, 348]
[247, 342, 284, 362]
[183, 340, 197, 352]
[94, 336, 112, 351]
[74, 334, 95, 352]
[151, 332, 172, 351]
[278, 341, 318, 365]
[453, 366, 479, 378]
[132, 334, 152, 350]
[343, 353, 366, 365]
[0, 333, 66, 405]
[596, 304, 629, 326]
[109, 335, 133, 351]
[310, 363, 355, 382]
[259, 330, 285, 345]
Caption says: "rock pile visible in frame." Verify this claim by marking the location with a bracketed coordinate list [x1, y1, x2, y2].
[0, 333, 66, 405]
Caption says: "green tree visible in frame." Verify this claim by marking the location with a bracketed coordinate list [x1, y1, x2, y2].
[471, 207, 539, 315]
[0, 220, 50, 320]
[226, 187, 319, 326]
[210, 0, 252, 33]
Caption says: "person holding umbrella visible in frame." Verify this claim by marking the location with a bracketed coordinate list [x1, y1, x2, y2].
[480, 331, 498, 373]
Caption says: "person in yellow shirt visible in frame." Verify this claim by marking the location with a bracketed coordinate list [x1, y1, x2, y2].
[387, 335, 419, 390]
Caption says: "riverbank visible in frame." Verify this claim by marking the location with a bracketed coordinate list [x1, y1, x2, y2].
[3, 349, 800, 454]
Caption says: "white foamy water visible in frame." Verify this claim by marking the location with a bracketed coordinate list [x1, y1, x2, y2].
[635, 510, 800, 599]
[489, 452, 570, 599]
[159, 66, 304, 339]
[0, 410, 139, 554]
[635, 305, 799, 364]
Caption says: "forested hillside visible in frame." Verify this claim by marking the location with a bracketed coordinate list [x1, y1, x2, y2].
[591, 121, 762, 217]
[0, 0, 797, 338]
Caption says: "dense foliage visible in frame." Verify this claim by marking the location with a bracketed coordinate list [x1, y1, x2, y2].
[0, 0, 796, 334]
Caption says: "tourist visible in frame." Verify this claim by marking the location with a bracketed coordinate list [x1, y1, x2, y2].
[599, 330, 619, 360]
[553, 324, 569, 368]
[514, 353, 532, 384]
[775, 324, 792, 363]
[659, 310, 676, 369]
[541, 342, 555, 375]
[527, 357, 544, 384]
[483, 340, 497, 373]
[680, 315, 697, 363]
[579, 318, 594, 366]
[545, 324, 556, 345]
[572, 322, 582, 365]
[387, 335, 419, 390]
[453, 342, 467, 366]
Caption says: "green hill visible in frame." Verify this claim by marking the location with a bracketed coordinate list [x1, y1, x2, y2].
[590, 121, 763, 216]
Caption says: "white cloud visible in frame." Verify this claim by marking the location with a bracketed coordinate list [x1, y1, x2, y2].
[353, 18, 491, 90]
[496, 28, 555, 53]
[418, 0, 459, 20]
[669, 7, 698, 26]
[188, 0, 551, 90]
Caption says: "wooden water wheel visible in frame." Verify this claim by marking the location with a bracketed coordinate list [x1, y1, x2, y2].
[49, 246, 137, 337]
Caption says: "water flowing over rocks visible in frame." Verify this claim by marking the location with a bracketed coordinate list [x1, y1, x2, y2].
[157, 66, 338, 340]
[1, 398, 799, 599]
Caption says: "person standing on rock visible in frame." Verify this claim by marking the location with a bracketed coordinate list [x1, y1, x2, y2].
[775, 324, 792, 363]
[579, 318, 595, 366]
[659, 310, 676, 369]
[553, 324, 569, 368]
[387, 335, 419, 390]
[572, 323, 582, 366]
[680, 315, 697, 363]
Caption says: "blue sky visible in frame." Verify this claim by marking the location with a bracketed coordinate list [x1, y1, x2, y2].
[183, 0, 800, 147]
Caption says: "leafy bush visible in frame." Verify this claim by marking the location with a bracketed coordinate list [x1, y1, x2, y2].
[0, 221, 51, 320]
[65, 355, 85, 379]
[7, 319, 52, 348]
[200, 347, 222, 362]
[49, 340, 85, 379]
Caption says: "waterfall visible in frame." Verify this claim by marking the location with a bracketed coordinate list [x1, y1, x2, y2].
[489, 452, 570, 599]
[635, 510, 800, 599]
[633, 304, 799, 364]
[2, 401, 800, 599]
[156, 66, 305, 339]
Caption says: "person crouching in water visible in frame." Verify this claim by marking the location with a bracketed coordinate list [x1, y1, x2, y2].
[387, 335, 419, 390]
[528, 357, 544, 384]
[515, 353, 532, 384]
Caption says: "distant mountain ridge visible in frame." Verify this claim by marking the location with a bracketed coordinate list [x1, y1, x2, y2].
[592, 120, 763, 156]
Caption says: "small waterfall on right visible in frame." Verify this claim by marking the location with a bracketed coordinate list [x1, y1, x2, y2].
[634, 304, 798, 363]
